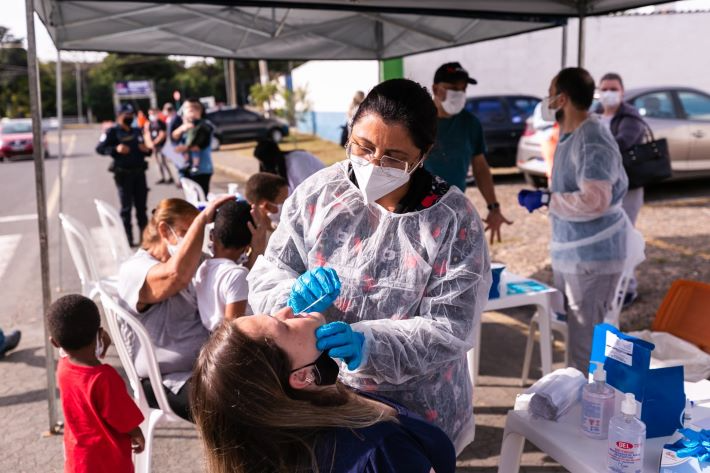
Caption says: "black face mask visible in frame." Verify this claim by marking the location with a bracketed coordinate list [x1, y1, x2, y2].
[291, 351, 340, 386]
[122, 116, 134, 127]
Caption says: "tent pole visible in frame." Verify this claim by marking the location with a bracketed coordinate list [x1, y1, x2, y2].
[25, 0, 61, 435]
[577, 12, 586, 67]
[561, 24, 567, 69]
[56, 50, 64, 293]
[229, 59, 238, 107]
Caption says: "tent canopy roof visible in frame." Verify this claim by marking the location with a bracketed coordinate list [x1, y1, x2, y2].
[37, 0, 670, 60]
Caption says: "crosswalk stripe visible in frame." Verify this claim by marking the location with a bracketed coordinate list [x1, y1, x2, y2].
[0, 234, 22, 281]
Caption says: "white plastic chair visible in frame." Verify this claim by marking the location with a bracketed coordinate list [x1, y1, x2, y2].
[520, 268, 633, 385]
[59, 213, 117, 299]
[98, 287, 192, 473]
[94, 199, 133, 265]
[179, 177, 207, 206]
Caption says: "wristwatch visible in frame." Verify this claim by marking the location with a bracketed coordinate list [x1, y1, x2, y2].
[487, 202, 500, 211]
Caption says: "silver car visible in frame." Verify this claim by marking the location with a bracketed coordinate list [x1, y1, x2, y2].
[517, 86, 710, 187]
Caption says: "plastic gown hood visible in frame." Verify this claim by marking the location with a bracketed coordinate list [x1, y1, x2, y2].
[35, 0, 672, 60]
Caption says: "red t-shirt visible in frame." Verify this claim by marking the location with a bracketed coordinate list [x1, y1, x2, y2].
[57, 357, 144, 473]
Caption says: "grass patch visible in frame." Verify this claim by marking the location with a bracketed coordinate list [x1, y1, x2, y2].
[283, 132, 345, 166]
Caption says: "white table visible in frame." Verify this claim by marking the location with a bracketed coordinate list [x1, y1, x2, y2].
[497, 382, 710, 473]
[468, 273, 559, 385]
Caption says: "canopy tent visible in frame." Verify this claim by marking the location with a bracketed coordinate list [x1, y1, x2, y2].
[27, 0, 672, 433]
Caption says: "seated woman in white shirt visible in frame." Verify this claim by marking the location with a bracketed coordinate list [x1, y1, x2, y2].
[253, 139, 325, 194]
[117, 195, 233, 420]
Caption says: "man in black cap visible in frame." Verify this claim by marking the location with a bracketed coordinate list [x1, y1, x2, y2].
[96, 103, 152, 246]
[427, 62, 512, 243]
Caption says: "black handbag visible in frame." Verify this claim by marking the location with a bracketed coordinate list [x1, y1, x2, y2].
[621, 121, 672, 188]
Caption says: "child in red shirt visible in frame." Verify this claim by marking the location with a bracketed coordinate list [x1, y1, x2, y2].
[47, 294, 145, 473]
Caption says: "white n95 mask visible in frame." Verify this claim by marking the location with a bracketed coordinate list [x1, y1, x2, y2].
[351, 156, 411, 204]
[441, 90, 467, 115]
[600, 91, 622, 108]
[541, 95, 561, 122]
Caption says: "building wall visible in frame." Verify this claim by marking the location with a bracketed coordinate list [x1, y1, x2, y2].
[404, 12, 710, 99]
[291, 60, 379, 143]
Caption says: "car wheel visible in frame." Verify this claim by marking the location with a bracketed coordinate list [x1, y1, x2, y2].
[269, 128, 283, 143]
[211, 136, 221, 151]
[524, 172, 548, 189]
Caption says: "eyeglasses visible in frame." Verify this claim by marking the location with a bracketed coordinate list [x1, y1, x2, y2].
[346, 141, 422, 177]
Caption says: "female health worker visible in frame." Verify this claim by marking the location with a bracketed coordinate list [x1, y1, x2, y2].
[247, 78, 491, 453]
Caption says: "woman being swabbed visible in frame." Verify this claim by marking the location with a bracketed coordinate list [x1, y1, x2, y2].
[190, 307, 455, 473]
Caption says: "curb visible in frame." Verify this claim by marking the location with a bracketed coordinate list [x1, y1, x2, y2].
[213, 162, 252, 183]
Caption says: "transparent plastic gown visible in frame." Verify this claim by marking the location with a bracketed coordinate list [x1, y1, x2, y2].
[248, 161, 491, 451]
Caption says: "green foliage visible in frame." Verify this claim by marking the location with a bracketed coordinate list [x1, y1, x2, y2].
[249, 82, 279, 111]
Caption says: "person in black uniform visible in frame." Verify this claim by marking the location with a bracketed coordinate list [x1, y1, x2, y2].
[96, 104, 152, 246]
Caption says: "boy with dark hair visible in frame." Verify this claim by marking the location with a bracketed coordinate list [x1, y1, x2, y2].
[194, 199, 269, 330]
[244, 172, 289, 229]
[47, 294, 145, 473]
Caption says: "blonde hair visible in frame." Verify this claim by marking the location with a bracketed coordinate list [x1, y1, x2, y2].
[141, 198, 199, 250]
[191, 320, 397, 473]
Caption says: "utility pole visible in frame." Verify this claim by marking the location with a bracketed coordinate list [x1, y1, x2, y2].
[75, 62, 84, 123]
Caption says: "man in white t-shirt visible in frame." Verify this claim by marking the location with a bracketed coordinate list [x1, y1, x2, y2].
[194, 199, 268, 330]
[253, 139, 325, 194]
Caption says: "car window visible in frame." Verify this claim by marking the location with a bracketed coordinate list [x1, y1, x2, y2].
[1, 122, 32, 133]
[235, 109, 260, 123]
[205, 112, 222, 125]
[507, 97, 540, 124]
[677, 91, 710, 120]
[467, 99, 507, 125]
[632, 92, 676, 119]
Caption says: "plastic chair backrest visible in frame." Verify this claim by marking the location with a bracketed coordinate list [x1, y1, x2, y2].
[180, 177, 206, 205]
[59, 213, 101, 290]
[652, 280, 710, 354]
[94, 199, 132, 264]
[604, 267, 634, 327]
[98, 287, 178, 418]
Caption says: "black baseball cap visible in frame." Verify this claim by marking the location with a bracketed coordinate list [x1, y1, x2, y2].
[433, 62, 477, 85]
[116, 103, 135, 115]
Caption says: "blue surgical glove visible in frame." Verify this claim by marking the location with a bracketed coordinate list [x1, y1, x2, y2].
[517, 189, 550, 213]
[315, 321, 365, 371]
[287, 267, 341, 314]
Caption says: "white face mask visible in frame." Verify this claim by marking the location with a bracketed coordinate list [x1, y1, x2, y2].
[541, 95, 561, 122]
[268, 204, 282, 226]
[167, 226, 184, 257]
[441, 89, 467, 115]
[600, 91, 622, 109]
[351, 156, 418, 204]
[95, 330, 105, 359]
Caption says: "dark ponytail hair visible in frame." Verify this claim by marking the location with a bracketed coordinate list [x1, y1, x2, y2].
[253, 139, 289, 181]
[351, 79, 438, 154]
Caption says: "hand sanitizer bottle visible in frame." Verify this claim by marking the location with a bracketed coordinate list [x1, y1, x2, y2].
[608, 393, 646, 473]
[581, 361, 615, 439]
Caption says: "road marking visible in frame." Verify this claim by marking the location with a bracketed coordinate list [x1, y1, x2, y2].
[0, 214, 37, 224]
[46, 134, 75, 217]
[0, 234, 22, 281]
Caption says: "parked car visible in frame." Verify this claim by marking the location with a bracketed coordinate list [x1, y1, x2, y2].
[516, 102, 556, 188]
[205, 107, 289, 149]
[517, 87, 710, 187]
[465, 95, 540, 167]
[0, 118, 49, 162]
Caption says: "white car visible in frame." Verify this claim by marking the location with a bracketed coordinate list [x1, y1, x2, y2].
[516, 102, 555, 188]
[517, 87, 710, 188]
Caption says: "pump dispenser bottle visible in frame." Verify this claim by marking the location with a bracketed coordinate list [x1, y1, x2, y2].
[608, 393, 646, 473]
[581, 361, 615, 439]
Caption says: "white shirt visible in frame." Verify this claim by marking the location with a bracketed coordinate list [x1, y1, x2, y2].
[118, 249, 208, 393]
[284, 150, 325, 194]
[194, 258, 250, 331]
